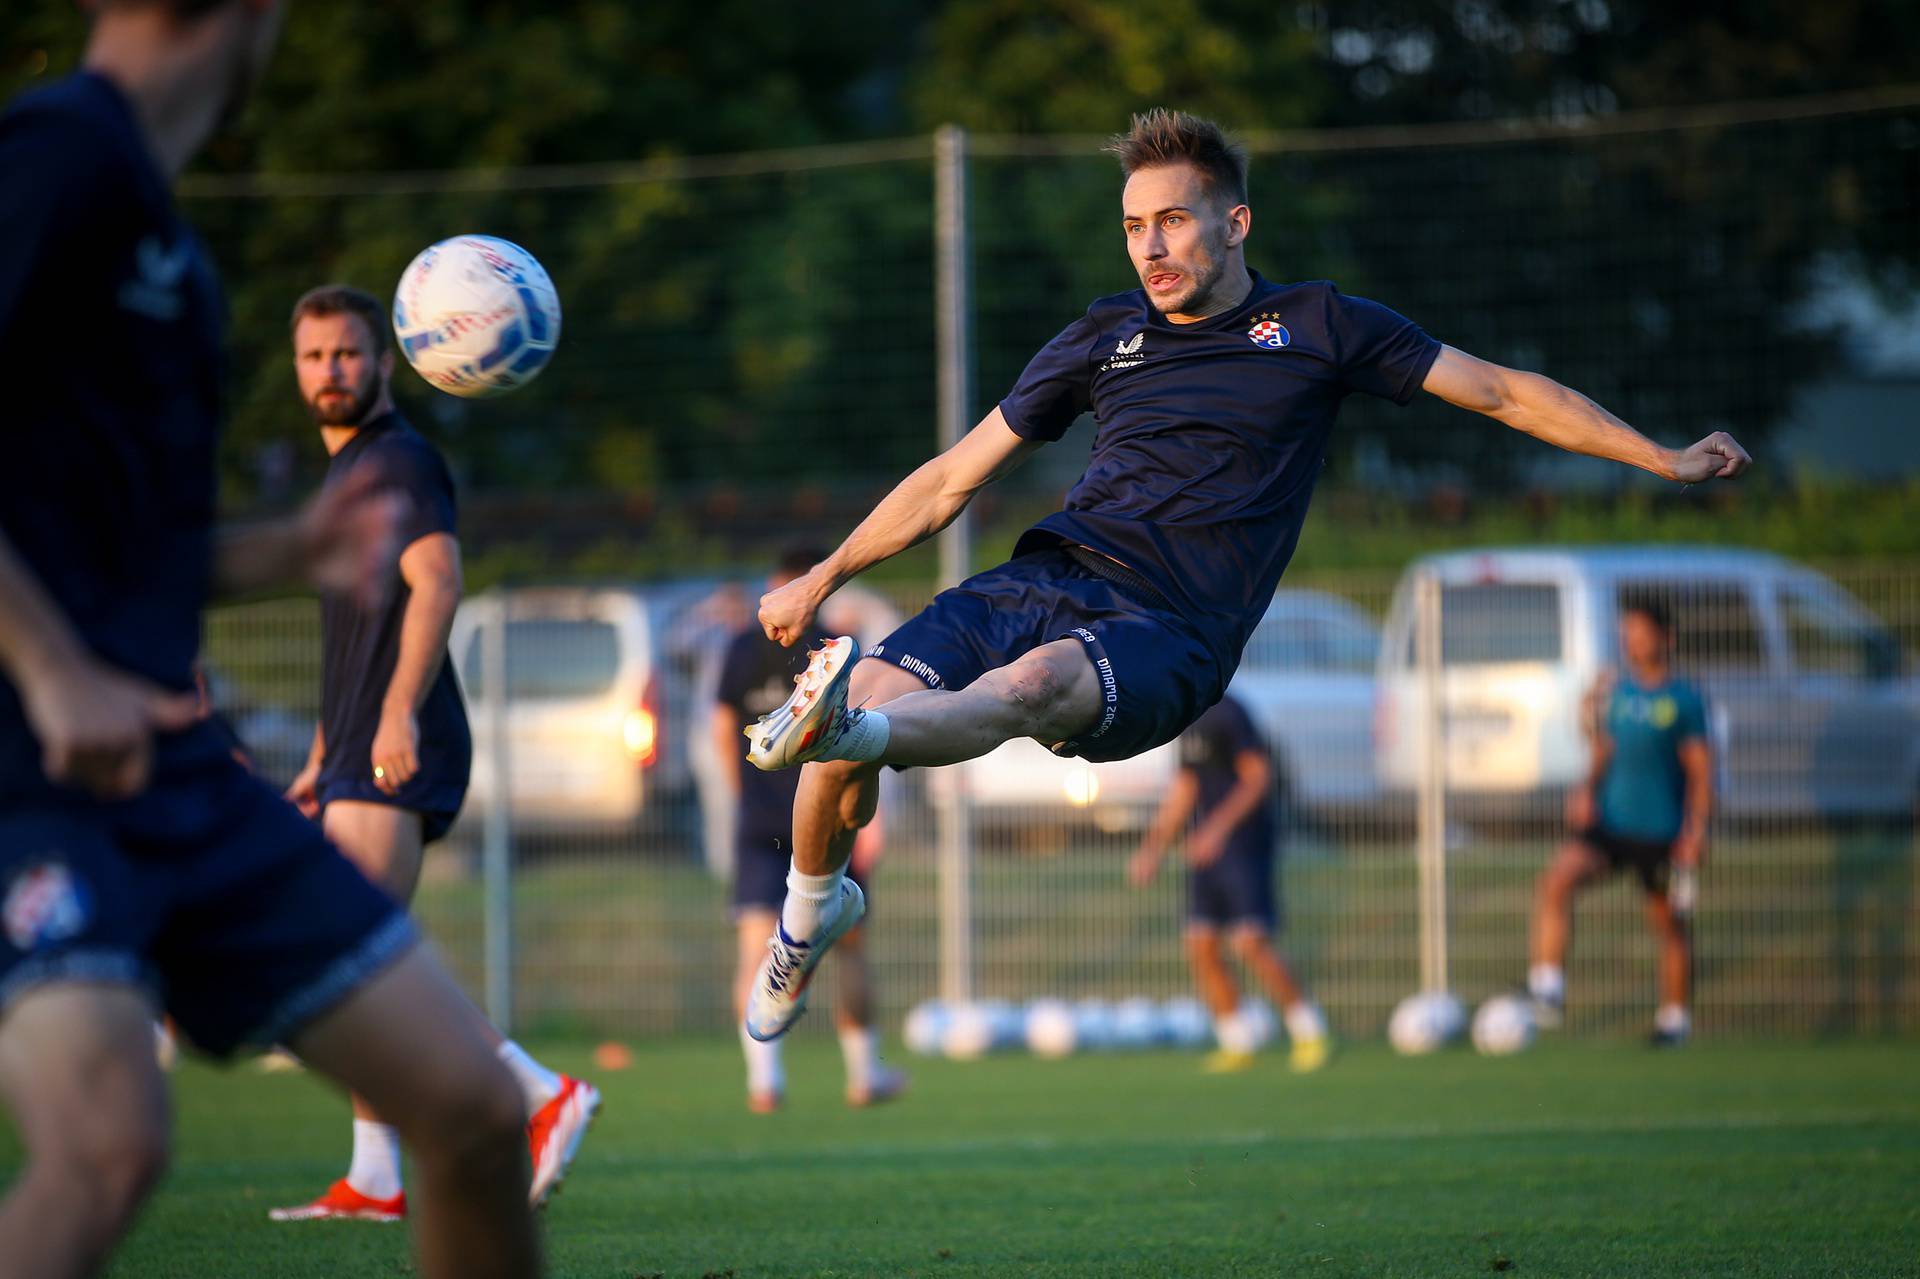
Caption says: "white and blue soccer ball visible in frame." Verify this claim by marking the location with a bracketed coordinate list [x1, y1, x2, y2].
[1471, 994, 1537, 1056]
[1237, 999, 1279, 1050]
[940, 1002, 998, 1061]
[1162, 997, 1212, 1049]
[903, 1000, 950, 1057]
[1389, 991, 1468, 1056]
[1112, 997, 1165, 1050]
[1071, 999, 1118, 1052]
[1024, 998, 1078, 1059]
[392, 234, 560, 398]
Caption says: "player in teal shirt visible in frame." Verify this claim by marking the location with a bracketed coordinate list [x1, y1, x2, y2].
[1529, 598, 1714, 1046]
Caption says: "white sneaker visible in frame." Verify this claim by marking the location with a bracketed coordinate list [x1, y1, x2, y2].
[744, 636, 861, 771]
[744, 878, 866, 1041]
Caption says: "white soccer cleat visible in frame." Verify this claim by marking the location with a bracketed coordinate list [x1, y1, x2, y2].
[744, 636, 861, 771]
[744, 877, 866, 1042]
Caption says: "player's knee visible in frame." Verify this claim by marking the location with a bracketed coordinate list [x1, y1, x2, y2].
[412, 1053, 526, 1166]
[1184, 929, 1222, 962]
[1227, 929, 1270, 962]
[42, 1107, 169, 1228]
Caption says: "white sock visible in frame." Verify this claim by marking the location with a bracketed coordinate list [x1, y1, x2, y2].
[496, 1040, 563, 1114]
[1283, 1001, 1327, 1043]
[780, 864, 845, 941]
[839, 1025, 880, 1093]
[826, 709, 890, 763]
[346, 1120, 403, 1200]
[740, 1024, 785, 1096]
[1214, 1010, 1259, 1055]
[1529, 963, 1566, 1004]
[1656, 1003, 1691, 1035]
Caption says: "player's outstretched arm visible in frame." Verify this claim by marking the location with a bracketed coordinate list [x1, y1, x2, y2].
[758, 407, 1042, 645]
[1422, 346, 1752, 484]
[213, 464, 403, 606]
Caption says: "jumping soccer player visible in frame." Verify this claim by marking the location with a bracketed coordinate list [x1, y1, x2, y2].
[713, 551, 907, 1112]
[1128, 694, 1329, 1073]
[0, 4, 539, 1277]
[1528, 598, 1712, 1046]
[271, 286, 597, 1222]
[739, 108, 1750, 1042]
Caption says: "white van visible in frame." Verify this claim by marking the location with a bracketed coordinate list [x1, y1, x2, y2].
[1374, 547, 1919, 820]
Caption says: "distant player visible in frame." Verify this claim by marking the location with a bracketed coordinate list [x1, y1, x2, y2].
[0, 4, 539, 1277]
[1128, 694, 1329, 1072]
[713, 550, 906, 1112]
[1528, 598, 1711, 1046]
[735, 108, 1750, 1043]
[272, 285, 597, 1221]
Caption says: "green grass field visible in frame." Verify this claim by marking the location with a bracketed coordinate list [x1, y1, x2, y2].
[4, 1038, 1912, 1278]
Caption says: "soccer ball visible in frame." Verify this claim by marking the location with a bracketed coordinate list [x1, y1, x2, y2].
[903, 1000, 950, 1057]
[1024, 999, 1078, 1059]
[392, 235, 560, 398]
[1236, 999, 1279, 1049]
[1162, 997, 1212, 1049]
[1112, 997, 1165, 1050]
[1389, 991, 1467, 1056]
[940, 1003, 997, 1061]
[1071, 999, 1118, 1052]
[1471, 995, 1537, 1056]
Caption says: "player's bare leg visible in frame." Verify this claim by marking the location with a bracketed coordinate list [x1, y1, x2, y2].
[1185, 926, 1255, 1072]
[0, 985, 170, 1279]
[1230, 925, 1330, 1072]
[1527, 840, 1607, 1026]
[1645, 891, 1692, 1046]
[832, 926, 906, 1106]
[290, 945, 539, 1279]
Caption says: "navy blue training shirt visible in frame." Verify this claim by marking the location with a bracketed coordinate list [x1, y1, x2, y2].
[0, 72, 228, 804]
[1176, 695, 1275, 861]
[316, 412, 471, 808]
[1000, 273, 1440, 674]
[715, 620, 831, 849]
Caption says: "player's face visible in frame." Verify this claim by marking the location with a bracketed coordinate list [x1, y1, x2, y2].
[293, 313, 387, 427]
[1619, 611, 1671, 668]
[1121, 163, 1247, 317]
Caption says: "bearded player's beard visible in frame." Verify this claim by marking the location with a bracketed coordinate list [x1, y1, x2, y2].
[306, 379, 381, 427]
[1143, 240, 1229, 316]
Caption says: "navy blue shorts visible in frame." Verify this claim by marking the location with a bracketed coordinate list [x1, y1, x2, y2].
[1187, 850, 1280, 931]
[867, 547, 1225, 763]
[0, 759, 416, 1058]
[318, 776, 465, 845]
[732, 831, 869, 918]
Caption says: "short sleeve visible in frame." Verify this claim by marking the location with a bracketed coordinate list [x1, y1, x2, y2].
[374, 439, 458, 547]
[714, 630, 758, 714]
[1328, 287, 1442, 404]
[997, 311, 1102, 442]
[1675, 685, 1709, 741]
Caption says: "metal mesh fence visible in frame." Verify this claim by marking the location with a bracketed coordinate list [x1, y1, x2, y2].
[203, 558, 1919, 1041]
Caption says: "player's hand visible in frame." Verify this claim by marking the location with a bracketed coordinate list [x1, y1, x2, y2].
[1184, 827, 1227, 869]
[1566, 785, 1595, 832]
[371, 707, 419, 795]
[285, 758, 322, 819]
[303, 465, 406, 611]
[1668, 431, 1751, 483]
[19, 653, 202, 800]
[1127, 848, 1159, 888]
[758, 570, 828, 647]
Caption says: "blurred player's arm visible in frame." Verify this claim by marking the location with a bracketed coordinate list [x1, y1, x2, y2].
[710, 703, 742, 802]
[1422, 346, 1751, 484]
[1673, 736, 1713, 867]
[758, 407, 1042, 644]
[369, 533, 461, 796]
[213, 464, 403, 606]
[1128, 769, 1201, 887]
[1185, 747, 1272, 869]
[0, 532, 199, 798]
[286, 722, 325, 817]
[1567, 673, 1614, 830]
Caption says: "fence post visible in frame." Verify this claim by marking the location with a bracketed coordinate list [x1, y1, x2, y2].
[481, 590, 515, 1032]
[1414, 571, 1450, 995]
[933, 124, 976, 1005]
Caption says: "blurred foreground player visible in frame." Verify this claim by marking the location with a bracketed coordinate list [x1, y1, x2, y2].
[271, 286, 597, 1221]
[1129, 694, 1328, 1072]
[1529, 599, 1712, 1046]
[0, 3, 539, 1277]
[736, 109, 1751, 1042]
[713, 551, 906, 1112]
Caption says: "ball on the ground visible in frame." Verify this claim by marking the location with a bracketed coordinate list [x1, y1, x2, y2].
[392, 234, 561, 398]
[903, 1000, 950, 1056]
[1390, 991, 1466, 1055]
[1162, 997, 1212, 1049]
[1024, 999, 1078, 1059]
[1237, 999, 1278, 1049]
[1471, 994, 1537, 1056]
[1112, 997, 1164, 1050]
[1072, 999, 1117, 1052]
[941, 1002, 997, 1060]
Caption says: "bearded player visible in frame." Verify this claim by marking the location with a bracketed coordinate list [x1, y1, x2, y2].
[738, 109, 1751, 1042]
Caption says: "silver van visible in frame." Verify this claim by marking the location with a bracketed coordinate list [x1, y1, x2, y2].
[1374, 547, 1919, 820]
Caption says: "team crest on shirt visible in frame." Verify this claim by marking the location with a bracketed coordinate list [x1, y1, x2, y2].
[1102, 331, 1147, 372]
[3, 860, 92, 952]
[1248, 312, 1291, 349]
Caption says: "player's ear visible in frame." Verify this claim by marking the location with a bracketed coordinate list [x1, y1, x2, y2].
[1224, 202, 1251, 249]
